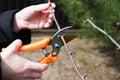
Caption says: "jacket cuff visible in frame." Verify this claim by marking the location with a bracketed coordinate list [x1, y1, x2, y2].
[0, 10, 18, 43]
[0, 10, 31, 47]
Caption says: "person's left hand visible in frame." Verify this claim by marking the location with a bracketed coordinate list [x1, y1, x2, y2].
[14, 3, 56, 32]
[1, 39, 48, 80]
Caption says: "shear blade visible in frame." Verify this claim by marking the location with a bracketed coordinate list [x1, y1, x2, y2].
[60, 35, 77, 46]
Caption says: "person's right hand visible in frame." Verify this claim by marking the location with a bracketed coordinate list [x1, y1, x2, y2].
[14, 3, 56, 32]
[1, 39, 48, 80]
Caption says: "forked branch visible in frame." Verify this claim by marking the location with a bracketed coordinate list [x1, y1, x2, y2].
[85, 18, 120, 50]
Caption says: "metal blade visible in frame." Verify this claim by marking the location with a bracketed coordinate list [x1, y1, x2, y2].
[61, 35, 77, 46]
[52, 26, 72, 39]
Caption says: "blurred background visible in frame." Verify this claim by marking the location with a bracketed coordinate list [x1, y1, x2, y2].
[3, 0, 120, 80]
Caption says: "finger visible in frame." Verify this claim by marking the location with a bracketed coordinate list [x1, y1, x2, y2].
[48, 13, 54, 20]
[27, 72, 42, 79]
[1, 39, 22, 55]
[38, 14, 48, 28]
[42, 9, 51, 14]
[50, 3, 56, 9]
[32, 72, 42, 79]
[32, 3, 51, 11]
[44, 14, 54, 28]
[33, 3, 56, 11]
[44, 23, 50, 28]
[30, 62, 49, 72]
[44, 20, 53, 28]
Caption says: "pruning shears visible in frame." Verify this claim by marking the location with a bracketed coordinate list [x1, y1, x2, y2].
[14, 26, 76, 64]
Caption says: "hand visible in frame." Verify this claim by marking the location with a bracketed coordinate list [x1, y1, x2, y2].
[1, 39, 48, 80]
[14, 3, 56, 32]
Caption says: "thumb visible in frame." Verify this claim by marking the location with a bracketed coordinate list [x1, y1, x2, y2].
[2, 39, 22, 55]
[32, 3, 50, 11]
[33, 3, 55, 11]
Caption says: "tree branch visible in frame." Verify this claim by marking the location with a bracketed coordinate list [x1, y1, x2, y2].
[85, 18, 120, 50]
[48, 0, 87, 80]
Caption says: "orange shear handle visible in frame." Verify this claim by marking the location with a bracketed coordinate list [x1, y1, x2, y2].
[18, 37, 51, 52]
[39, 54, 58, 64]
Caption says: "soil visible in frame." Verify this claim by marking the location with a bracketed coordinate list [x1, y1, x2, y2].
[21, 33, 120, 80]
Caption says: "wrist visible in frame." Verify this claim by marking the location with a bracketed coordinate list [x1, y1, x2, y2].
[14, 13, 29, 32]
[13, 13, 22, 32]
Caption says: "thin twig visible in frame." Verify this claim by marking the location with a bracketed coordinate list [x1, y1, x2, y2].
[85, 18, 120, 50]
[48, 0, 87, 80]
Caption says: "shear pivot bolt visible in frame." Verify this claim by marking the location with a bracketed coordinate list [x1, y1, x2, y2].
[53, 52, 57, 56]
[55, 43, 60, 48]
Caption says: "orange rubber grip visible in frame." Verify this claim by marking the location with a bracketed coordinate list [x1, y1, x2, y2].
[39, 54, 58, 64]
[18, 37, 51, 52]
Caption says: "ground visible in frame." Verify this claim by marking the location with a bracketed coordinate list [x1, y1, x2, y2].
[21, 32, 120, 80]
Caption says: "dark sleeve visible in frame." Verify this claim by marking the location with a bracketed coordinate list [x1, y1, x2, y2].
[0, 10, 31, 50]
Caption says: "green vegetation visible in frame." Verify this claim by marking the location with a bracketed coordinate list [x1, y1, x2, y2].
[55, 0, 120, 52]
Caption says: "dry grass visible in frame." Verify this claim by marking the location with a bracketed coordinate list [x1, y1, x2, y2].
[21, 34, 120, 80]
